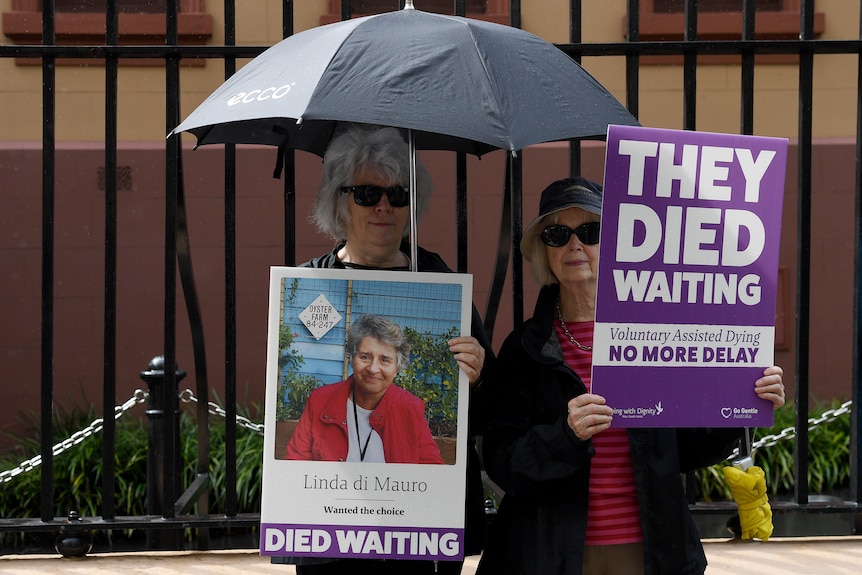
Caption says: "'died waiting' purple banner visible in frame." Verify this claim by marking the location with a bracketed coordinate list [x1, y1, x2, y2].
[260, 523, 464, 561]
[592, 125, 787, 428]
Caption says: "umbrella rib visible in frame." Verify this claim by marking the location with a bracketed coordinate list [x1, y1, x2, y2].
[450, 19, 514, 152]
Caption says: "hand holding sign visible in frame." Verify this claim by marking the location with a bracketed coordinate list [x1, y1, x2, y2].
[567, 394, 613, 440]
[754, 365, 786, 410]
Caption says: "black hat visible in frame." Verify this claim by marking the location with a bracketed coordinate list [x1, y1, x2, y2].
[521, 177, 603, 261]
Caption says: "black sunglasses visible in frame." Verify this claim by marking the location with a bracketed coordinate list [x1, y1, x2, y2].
[540, 222, 601, 247]
[341, 185, 410, 208]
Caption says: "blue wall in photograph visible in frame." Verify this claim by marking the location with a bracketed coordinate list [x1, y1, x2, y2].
[279, 276, 463, 390]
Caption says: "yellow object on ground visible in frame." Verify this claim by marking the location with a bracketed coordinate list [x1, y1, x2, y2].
[722, 465, 774, 541]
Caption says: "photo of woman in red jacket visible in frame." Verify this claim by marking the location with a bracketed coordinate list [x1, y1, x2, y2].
[286, 313, 444, 464]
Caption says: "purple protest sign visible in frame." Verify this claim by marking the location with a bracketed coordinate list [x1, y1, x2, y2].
[261, 523, 463, 560]
[592, 125, 787, 427]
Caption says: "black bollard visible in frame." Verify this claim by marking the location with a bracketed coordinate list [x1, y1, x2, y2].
[55, 510, 93, 558]
[140, 355, 186, 549]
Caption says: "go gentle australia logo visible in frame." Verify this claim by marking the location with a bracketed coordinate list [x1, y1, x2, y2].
[226, 83, 297, 106]
[721, 405, 759, 420]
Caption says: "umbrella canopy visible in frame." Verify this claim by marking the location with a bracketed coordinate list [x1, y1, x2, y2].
[171, 5, 638, 156]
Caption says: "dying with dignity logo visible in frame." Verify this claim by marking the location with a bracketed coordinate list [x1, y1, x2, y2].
[611, 402, 665, 420]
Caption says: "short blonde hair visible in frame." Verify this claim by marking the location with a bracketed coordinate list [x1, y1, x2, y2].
[520, 208, 601, 286]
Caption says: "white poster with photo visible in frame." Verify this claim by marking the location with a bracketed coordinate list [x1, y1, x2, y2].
[260, 267, 473, 562]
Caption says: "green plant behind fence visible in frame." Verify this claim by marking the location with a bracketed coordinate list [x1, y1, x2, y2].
[0, 402, 264, 550]
[693, 400, 852, 501]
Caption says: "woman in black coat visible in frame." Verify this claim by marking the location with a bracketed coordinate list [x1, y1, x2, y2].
[477, 177, 786, 575]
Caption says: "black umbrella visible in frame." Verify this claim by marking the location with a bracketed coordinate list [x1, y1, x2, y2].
[171, 2, 638, 266]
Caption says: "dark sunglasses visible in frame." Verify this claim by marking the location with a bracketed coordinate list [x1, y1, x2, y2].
[540, 222, 601, 247]
[340, 185, 410, 208]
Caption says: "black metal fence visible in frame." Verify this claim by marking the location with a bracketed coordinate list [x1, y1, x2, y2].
[0, 0, 860, 554]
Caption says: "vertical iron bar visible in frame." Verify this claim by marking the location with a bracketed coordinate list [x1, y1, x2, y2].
[683, 0, 697, 130]
[853, 0, 862, 513]
[223, 0, 238, 521]
[795, 0, 815, 507]
[284, 1, 297, 266]
[734, 0, 757, 493]
[101, 0, 119, 521]
[39, 0, 56, 525]
[740, 0, 755, 135]
[174, 105, 211, 547]
[625, 0, 640, 120]
[511, 154, 524, 327]
[456, 152, 468, 273]
[484, 159, 513, 340]
[569, 0, 582, 177]
[455, 0, 468, 273]
[510, 0, 521, 31]
[408, 132, 420, 270]
[510, 0, 523, 327]
[163, 0, 181, 523]
[284, 1, 295, 41]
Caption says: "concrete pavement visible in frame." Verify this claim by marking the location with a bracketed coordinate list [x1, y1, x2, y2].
[2, 537, 862, 574]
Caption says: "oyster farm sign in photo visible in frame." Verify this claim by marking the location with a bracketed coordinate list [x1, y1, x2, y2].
[592, 125, 787, 428]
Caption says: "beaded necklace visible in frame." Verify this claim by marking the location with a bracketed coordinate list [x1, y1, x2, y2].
[555, 299, 592, 352]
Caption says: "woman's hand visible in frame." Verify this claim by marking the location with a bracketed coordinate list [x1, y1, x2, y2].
[566, 393, 613, 440]
[448, 336, 486, 386]
[755, 365, 786, 410]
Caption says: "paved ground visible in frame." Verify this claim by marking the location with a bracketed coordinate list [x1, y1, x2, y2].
[2, 537, 862, 574]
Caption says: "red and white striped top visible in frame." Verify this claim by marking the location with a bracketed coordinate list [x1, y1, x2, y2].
[554, 319, 644, 546]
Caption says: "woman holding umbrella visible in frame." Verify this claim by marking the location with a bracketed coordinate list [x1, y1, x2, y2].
[477, 177, 786, 575]
[275, 123, 493, 574]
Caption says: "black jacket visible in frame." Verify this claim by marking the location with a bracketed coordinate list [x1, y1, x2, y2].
[303, 241, 494, 555]
[478, 284, 742, 575]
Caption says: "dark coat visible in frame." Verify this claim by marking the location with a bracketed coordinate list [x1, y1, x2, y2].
[478, 284, 742, 575]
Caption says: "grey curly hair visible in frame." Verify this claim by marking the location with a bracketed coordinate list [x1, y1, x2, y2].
[311, 123, 434, 240]
[346, 314, 411, 371]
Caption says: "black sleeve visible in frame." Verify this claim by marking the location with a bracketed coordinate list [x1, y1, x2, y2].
[480, 332, 593, 498]
[675, 427, 744, 473]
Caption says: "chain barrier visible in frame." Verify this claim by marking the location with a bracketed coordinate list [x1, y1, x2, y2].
[723, 399, 855, 462]
[176, 390, 854, 456]
[0, 389, 148, 484]
[1, 391, 854, 482]
[179, 388, 265, 435]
